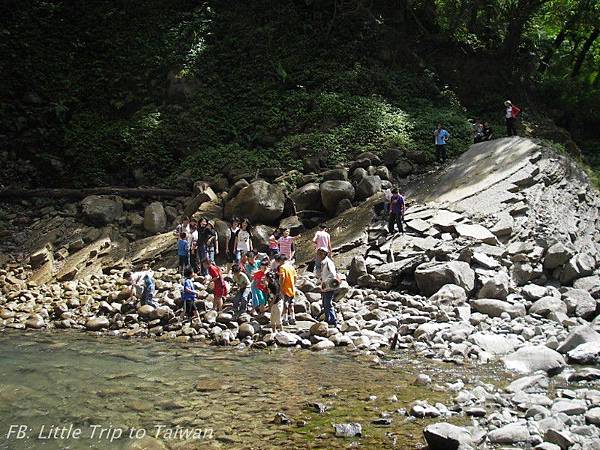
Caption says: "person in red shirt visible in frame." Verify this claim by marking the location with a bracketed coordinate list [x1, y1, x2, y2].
[202, 258, 227, 311]
[504, 100, 521, 136]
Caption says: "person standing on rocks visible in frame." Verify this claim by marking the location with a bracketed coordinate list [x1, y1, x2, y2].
[181, 267, 199, 319]
[433, 123, 449, 163]
[387, 188, 405, 234]
[504, 100, 520, 136]
[277, 227, 295, 261]
[275, 254, 297, 326]
[189, 220, 199, 273]
[204, 221, 219, 264]
[225, 217, 240, 263]
[312, 224, 332, 276]
[230, 263, 251, 317]
[177, 232, 189, 275]
[251, 259, 270, 314]
[316, 247, 339, 326]
[196, 217, 209, 276]
[267, 228, 281, 258]
[174, 216, 190, 237]
[234, 219, 252, 264]
[267, 264, 283, 334]
[202, 258, 227, 311]
[125, 270, 158, 308]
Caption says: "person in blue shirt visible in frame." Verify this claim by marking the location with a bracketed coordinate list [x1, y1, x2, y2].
[433, 123, 450, 163]
[181, 268, 199, 319]
[177, 232, 189, 275]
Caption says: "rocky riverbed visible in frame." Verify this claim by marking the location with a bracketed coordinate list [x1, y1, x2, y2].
[2, 137, 600, 448]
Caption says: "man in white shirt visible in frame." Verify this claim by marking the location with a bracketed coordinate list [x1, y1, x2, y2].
[316, 247, 338, 326]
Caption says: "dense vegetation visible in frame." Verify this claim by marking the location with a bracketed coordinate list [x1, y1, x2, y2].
[1, 0, 599, 187]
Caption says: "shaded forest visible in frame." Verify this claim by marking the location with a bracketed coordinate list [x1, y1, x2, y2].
[1, 0, 599, 187]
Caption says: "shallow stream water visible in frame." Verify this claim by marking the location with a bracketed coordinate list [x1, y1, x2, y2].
[0, 331, 509, 449]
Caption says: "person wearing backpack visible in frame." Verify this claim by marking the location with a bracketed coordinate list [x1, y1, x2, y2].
[504, 100, 521, 136]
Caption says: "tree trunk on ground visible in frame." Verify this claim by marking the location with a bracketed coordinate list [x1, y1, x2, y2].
[0, 187, 189, 201]
[571, 27, 600, 78]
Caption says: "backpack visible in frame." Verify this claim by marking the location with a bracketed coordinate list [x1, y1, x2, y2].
[512, 105, 521, 118]
[266, 271, 280, 296]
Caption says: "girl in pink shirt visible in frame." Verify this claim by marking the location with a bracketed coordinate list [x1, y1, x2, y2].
[277, 228, 295, 259]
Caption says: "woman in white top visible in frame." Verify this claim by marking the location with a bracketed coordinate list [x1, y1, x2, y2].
[234, 219, 252, 263]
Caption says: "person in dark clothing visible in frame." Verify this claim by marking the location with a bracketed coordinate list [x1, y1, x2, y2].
[387, 188, 405, 234]
[504, 100, 520, 136]
[482, 122, 493, 141]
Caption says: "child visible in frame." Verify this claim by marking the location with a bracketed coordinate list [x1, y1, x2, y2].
[175, 216, 190, 237]
[312, 224, 331, 276]
[177, 232, 189, 274]
[267, 228, 281, 258]
[125, 270, 157, 308]
[234, 219, 252, 263]
[275, 254, 297, 326]
[277, 227, 295, 260]
[251, 260, 270, 314]
[202, 258, 227, 311]
[181, 268, 199, 319]
[231, 264, 251, 317]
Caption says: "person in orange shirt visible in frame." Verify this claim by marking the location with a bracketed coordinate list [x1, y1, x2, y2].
[274, 254, 297, 326]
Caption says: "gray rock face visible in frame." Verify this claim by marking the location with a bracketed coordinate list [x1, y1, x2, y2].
[563, 289, 598, 319]
[543, 243, 574, 270]
[470, 333, 516, 355]
[225, 180, 285, 223]
[355, 175, 382, 200]
[423, 422, 473, 450]
[81, 195, 123, 225]
[574, 275, 600, 298]
[557, 325, 600, 354]
[144, 202, 167, 233]
[478, 271, 510, 300]
[415, 261, 475, 296]
[290, 183, 323, 212]
[455, 223, 497, 245]
[472, 299, 526, 318]
[320, 180, 355, 214]
[502, 346, 565, 374]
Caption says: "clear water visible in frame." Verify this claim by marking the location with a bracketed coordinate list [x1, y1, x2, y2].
[0, 331, 506, 449]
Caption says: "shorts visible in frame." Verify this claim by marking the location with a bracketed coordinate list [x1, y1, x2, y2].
[282, 295, 294, 306]
[178, 255, 189, 267]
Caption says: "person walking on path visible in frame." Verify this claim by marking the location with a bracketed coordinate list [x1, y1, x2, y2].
[316, 247, 339, 326]
[202, 258, 227, 311]
[504, 100, 521, 136]
[387, 188, 405, 234]
[433, 123, 449, 163]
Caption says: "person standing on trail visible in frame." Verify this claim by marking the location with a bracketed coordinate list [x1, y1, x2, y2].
[504, 100, 520, 136]
[433, 123, 449, 163]
[312, 224, 332, 276]
[388, 188, 405, 235]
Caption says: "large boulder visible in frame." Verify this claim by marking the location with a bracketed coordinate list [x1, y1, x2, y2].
[470, 333, 517, 355]
[562, 288, 598, 319]
[355, 175, 382, 200]
[347, 256, 368, 286]
[528, 296, 567, 317]
[543, 243, 574, 270]
[502, 346, 565, 375]
[560, 253, 596, 284]
[415, 261, 475, 296]
[81, 195, 123, 225]
[320, 181, 355, 215]
[567, 343, 600, 364]
[472, 299, 526, 318]
[478, 271, 510, 300]
[290, 183, 323, 212]
[224, 180, 285, 223]
[423, 423, 473, 450]
[183, 185, 217, 217]
[556, 325, 600, 354]
[454, 224, 497, 245]
[144, 202, 167, 233]
[429, 284, 467, 307]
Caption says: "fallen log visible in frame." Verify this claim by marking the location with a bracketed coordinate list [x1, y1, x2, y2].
[0, 187, 189, 200]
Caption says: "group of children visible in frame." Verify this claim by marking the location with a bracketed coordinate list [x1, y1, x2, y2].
[174, 217, 337, 333]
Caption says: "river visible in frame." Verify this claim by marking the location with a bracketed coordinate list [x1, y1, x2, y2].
[0, 331, 508, 449]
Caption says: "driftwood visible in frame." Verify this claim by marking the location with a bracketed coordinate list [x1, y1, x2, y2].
[0, 187, 189, 200]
